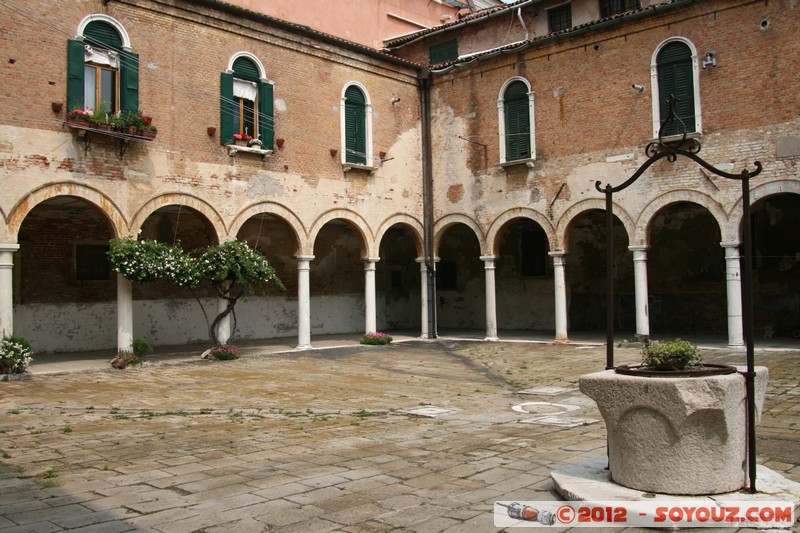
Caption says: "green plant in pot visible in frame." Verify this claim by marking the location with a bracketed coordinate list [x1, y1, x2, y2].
[642, 338, 702, 371]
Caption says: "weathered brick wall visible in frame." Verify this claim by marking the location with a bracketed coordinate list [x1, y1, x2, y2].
[426, 0, 800, 246]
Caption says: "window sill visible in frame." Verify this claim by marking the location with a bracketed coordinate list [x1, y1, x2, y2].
[652, 131, 702, 144]
[67, 122, 156, 158]
[342, 163, 377, 174]
[497, 158, 535, 169]
[227, 144, 273, 157]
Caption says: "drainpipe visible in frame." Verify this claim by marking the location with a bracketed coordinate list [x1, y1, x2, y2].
[517, 7, 529, 41]
[418, 68, 437, 339]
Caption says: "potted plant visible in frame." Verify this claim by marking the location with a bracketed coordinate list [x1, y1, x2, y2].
[579, 339, 768, 495]
[89, 107, 111, 131]
[66, 108, 91, 127]
[233, 132, 252, 146]
[141, 124, 157, 140]
[0, 335, 34, 380]
[247, 135, 264, 149]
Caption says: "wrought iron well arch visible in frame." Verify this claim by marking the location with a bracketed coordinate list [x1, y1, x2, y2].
[595, 95, 762, 492]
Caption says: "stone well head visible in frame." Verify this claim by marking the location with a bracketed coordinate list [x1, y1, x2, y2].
[580, 367, 768, 495]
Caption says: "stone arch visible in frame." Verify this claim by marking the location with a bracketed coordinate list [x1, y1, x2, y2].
[6, 182, 127, 240]
[555, 199, 635, 251]
[308, 209, 372, 257]
[229, 202, 305, 253]
[375, 214, 424, 257]
[638, 189, 728, 244]
[77, 14, 132, 50]
[226, 52, 267, 80]
[486, 207, 555, 255]
[433, 214, 485, 256]
[728, 179, 800, 240]
[130, 193, 226, 242]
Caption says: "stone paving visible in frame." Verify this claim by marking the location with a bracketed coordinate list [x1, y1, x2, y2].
[0, 339, 798, 532]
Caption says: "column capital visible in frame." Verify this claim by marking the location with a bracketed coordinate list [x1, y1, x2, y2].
[628, 245, 650, 252]
[548, 250, 566, 258]
[0, 244, 20, 253]
[295, 254, 315, 262]
[362, 256, 380, 264]
[479, 255, 496, 262]
[720, 241, 741, 249]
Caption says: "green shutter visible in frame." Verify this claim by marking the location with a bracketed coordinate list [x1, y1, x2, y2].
[344, 86, 366, 165]
[504, 81, 531, 161]
[232, 57, 260, 81]
[429, 40, 458, 64]
[67, 39, 85, 111]
[657, 42, 695, 136]
[258, 81, 274, 150]
[220, 72, 234, 145]
[83, 21, 123, 50]
[119, 51, 139, 114]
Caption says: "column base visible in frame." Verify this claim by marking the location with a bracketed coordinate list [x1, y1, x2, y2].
[484, 336, 499, 342]
[295, 344, 312, 351]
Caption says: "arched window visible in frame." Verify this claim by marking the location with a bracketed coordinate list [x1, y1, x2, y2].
[651, 39, 701, 137]
[67, 16, 137, 115]
[220, 54, 274, 148]
[341, 84, 371, 166]
[498, 78, 535, 164]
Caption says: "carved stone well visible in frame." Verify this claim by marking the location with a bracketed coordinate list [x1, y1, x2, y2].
[580, 366, 768, 495]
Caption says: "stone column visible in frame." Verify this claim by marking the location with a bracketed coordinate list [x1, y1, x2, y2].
[364, 258, 378, 333]
[629, 245, 650, 341]
[0, 244, 20, 337]
[117, 274, 133, 352]
[721, 241, 745, 348]
[215, 280, 232, 345]
[480, 255, 499, 341]
[549, 251, 568, 342]
[296, 255, 314, 349]
[416, 258, 428, 338]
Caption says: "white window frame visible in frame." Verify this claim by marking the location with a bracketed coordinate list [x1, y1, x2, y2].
[339, 81, 374, 168]
[497, 77, 536, 165]
[77, 14, 132, 51]
[650, 37, 702, 139]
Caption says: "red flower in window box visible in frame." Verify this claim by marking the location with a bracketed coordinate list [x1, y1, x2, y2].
[233, 132, 253, 146]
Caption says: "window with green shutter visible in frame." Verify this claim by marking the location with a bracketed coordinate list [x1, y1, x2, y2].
[503, 81, 531, 161]
[344, 85, 367, 165]
[656, 41, 695, 136]
[220, 55, 274, 148]
[66, 19, 138, 115]
[429, 40, 459, 65]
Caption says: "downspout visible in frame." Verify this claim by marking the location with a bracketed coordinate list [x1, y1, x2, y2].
[418, 68, 437, 339]
[517, 7, 529, 41]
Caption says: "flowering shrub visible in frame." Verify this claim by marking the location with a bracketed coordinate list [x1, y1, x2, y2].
[209, 344, 239, 360]
[107, 237, 198, 285]
[360, 332, 392, 345]
[233, 133, 253, 141]
[107, 237, 284, 346]
[110, 351, 142, 369]
[0, 335, 34, 374]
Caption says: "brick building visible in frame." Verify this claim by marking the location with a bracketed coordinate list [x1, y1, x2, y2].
[0, 0, 797, 353]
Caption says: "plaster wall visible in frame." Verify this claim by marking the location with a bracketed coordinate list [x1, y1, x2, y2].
[15, 293, 370, 353]
[223, 0, 462, 49]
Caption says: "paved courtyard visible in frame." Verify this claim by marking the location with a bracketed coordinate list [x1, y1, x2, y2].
[1, 339, 798, 532]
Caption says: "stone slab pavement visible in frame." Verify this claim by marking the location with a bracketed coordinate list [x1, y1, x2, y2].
[1, 339, 798, 532]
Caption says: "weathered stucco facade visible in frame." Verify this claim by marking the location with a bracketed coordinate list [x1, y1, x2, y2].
[1, 0, 798, 352]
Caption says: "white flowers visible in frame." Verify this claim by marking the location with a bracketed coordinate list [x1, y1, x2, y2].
[0, 337, 34, 374]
